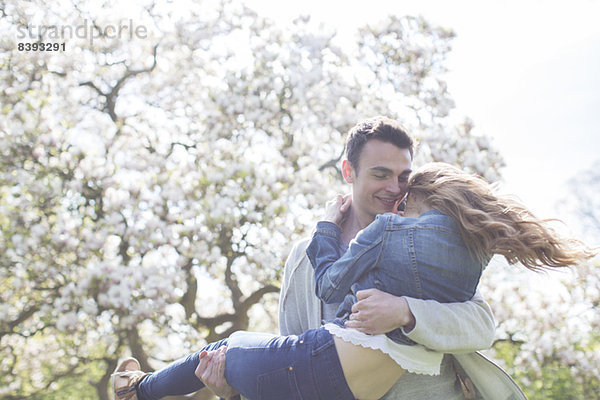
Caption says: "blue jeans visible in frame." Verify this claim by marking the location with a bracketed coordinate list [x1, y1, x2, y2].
[136, 338, 228, 399]
[136, 327, 355, 400]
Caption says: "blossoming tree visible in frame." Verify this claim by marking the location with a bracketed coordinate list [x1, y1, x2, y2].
[6, 1, 594, 400]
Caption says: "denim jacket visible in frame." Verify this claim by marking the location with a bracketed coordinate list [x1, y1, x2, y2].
[306, 210, 485, 345]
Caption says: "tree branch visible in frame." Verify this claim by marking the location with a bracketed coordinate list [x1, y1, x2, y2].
[179, 257, 198, 319]
[318, 145, 345, 181]
[78, 44, 159, 122]
[127, 327, 152, 372]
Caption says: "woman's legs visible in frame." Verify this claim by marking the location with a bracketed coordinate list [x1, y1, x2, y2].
[131, 328, 354, 400]
[135, 338, 227, 400]
[224, 328, 354, 400]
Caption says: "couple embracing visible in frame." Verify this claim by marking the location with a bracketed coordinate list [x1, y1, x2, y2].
[113, 117, 594, 400]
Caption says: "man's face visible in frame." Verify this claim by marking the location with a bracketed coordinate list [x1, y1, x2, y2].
[345, 139, 412, 224]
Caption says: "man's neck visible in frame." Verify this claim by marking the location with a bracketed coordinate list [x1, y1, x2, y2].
[340, 207, 373, 244]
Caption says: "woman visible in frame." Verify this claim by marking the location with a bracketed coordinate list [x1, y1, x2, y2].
[113, 162, 594, 400]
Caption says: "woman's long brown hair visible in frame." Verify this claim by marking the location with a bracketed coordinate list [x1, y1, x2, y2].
[407, 163, 596, 271]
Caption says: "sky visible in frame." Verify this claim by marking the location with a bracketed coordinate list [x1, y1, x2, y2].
[245, 0, 600, 223]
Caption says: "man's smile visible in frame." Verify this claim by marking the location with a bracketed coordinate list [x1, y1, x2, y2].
[375, 196, 400, 206]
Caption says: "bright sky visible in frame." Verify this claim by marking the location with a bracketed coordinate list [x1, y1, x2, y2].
[245, 0, 600, 222]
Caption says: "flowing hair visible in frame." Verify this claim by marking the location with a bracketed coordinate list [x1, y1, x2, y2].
[407, 163, 596, 271]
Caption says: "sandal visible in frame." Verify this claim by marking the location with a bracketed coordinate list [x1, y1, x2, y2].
[112, 357, 149, 400]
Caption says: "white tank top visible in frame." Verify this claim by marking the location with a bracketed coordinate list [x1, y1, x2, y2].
[324, 323, 443, 376]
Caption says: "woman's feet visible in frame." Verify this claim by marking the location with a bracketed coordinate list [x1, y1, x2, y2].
[112, 357, 149, 400]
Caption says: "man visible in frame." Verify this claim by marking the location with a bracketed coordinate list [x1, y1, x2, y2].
[278, 116, 526, 399]
[198, 117, 526, 399]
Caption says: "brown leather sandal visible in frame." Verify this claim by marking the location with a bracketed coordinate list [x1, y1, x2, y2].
[112, 357, 149, 400]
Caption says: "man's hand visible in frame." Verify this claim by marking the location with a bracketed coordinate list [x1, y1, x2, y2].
[195, 347, 239, 399]
[344, 288, 416, 334]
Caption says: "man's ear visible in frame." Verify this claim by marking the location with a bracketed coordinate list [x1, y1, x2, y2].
[341, 160, 354, 183]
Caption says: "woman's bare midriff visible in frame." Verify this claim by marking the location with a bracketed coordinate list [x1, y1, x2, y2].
[333, 336, 406, 400]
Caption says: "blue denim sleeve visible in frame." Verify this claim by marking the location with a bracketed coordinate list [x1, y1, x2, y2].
[306, 216, 387, 304]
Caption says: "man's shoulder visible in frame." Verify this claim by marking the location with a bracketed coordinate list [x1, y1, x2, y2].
[291, 237, 311, 252]
[285, 237, 311, 262]
[281, 237, 315, 285]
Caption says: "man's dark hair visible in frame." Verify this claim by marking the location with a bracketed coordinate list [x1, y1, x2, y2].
[345, 116, 414, 171]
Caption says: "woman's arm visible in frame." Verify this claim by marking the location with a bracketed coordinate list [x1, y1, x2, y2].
[306, 216, 387, 304]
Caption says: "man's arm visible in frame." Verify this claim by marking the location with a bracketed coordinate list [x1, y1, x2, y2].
[404, 290, 495, 353]
[278, 239, 322, 335]
[346, 289, 495, 354]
